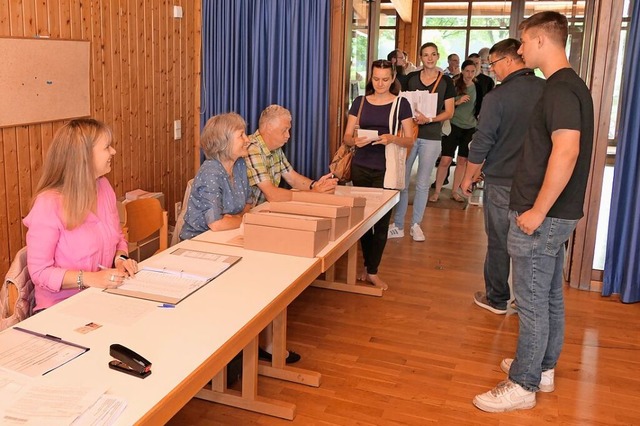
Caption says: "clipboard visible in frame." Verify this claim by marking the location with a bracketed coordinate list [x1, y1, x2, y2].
[105, 249, 242, 305]
[0, 327, 89, 376]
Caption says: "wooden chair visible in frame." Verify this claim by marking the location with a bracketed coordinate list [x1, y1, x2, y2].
[0, 247, 35, 331]
[124, 198, 168, 259]
[170, 178, 194, 246]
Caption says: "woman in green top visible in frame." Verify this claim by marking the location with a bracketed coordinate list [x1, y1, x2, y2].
[431, 59, 486, 202]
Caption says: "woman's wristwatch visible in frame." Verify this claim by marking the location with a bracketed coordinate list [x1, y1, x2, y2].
[115, 254, 129, 264]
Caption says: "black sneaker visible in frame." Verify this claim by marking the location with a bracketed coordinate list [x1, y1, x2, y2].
[258, 347, 301, 364]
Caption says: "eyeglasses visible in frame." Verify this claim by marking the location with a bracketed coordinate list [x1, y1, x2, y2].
[488, 57, 507, 68]
[372, 59, 393, 68]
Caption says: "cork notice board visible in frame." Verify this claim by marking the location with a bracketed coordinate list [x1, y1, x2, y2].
[0, 38, 90, 127]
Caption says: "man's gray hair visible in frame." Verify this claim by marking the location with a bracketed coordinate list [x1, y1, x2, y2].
[259, 105, 291, 130]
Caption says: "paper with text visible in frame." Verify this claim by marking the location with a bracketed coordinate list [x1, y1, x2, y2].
[105, 248, 241, 304]
[0, 328, 88, 377]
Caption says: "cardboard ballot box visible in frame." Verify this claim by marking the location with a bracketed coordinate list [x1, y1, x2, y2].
[290, 192, 366, 228]
[267, 201, 350, 241]
[244, 211, 331, 258]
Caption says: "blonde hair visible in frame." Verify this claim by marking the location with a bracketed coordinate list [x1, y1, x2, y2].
[34, 118, 113, 229]
[258, 105, 291, 130]
[200, 113, 247, 161]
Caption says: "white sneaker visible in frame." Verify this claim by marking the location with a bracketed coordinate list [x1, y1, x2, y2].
[387, 224, 404, 239]
[500, 358, 555, 392]
[473, 380, 536, 413]
[409, 223, 425, 242]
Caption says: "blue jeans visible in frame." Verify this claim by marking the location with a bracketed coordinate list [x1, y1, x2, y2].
[507, 211, 578, 391]
[393, 138, 441, 229]
[483, 183, 512, 310]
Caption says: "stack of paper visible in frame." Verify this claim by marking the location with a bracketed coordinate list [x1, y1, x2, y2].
[399, 90, 438, 118]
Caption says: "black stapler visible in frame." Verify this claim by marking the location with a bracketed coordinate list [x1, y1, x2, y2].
[109, 343, 152, 378]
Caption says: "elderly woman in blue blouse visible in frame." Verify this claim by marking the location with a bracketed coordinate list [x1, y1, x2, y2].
[180, 113, 252, 240]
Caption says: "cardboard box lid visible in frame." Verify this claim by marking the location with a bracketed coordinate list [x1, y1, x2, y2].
[244, 211, 332, 231]
[268, 201, 350, 218]
[291, 191, 366, 207]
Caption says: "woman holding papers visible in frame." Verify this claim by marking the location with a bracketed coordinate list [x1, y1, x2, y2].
[342, 59, 414, 290]
[180, 113, 253, 239]
[431, 59, 486, 202]
[388, 42, 455, 242]
[24, 119, 137, 311]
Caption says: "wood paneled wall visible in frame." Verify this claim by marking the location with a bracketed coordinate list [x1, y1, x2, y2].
[0, 0, 201, 277]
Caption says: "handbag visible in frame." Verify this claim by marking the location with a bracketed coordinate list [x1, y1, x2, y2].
[384, 97, 408, 190]
[329, 96, 364, 182]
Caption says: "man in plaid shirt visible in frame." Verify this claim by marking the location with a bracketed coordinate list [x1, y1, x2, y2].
[245, 104, 337, 205]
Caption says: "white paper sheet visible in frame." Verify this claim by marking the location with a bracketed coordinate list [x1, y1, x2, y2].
[0, 328, 88, 377]
[72, 394, 127, 426]
[400, 90, 438, 118]
[0, 367, 105, 425]
[356, 128, 379, 142]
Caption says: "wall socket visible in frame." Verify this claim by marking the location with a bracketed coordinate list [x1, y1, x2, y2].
[174, 201, 182, 219]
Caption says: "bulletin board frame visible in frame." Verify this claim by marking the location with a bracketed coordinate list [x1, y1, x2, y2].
[0, 37, 91, 128]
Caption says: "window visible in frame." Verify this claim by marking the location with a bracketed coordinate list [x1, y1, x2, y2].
[420, 1, 511, 68]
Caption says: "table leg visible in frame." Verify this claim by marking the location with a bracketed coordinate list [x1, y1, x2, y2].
[311, 243, 383, 296]
[258, 308, 322, 387]
[195, 336, 296, 420]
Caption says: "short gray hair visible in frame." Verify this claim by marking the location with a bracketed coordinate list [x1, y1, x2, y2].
[200, 113, 246, 161]
[258, 105, 291, 130]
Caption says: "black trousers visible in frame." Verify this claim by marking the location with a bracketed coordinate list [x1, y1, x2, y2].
[350, 164, 392, 275]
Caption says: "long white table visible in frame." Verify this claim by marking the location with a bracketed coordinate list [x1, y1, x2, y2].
[9, 239, 321, 424]
[193, 186, 399, 296]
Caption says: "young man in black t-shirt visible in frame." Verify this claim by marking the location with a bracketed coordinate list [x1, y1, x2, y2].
[473, 12, 594, 413]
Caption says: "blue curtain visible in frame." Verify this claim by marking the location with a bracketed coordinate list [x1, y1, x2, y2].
[603, 0, 640, 303]
[201, 0, 330, 178]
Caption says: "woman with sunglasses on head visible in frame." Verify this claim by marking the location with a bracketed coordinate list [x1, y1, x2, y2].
[342, 59, 415, 290]
[388, 42, 456, 243]
[24, 119, 137, 312]
[431, 59, 487, 202]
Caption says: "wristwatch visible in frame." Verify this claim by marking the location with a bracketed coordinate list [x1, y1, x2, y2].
[309, 180, 317, 190]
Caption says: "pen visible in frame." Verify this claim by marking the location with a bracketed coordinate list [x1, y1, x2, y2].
[158, 304, 175, 308]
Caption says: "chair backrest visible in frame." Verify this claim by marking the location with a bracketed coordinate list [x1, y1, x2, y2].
[0, 247, 35, 331]
[171, 178, 194, 246]
[124, 198, 168, 254]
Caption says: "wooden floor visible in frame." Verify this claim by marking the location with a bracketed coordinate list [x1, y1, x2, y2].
[167, 206, 640, 425]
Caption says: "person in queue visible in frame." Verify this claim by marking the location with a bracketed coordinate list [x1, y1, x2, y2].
[388, 42, 456, 242]
[473, 12, 594, 412]
[342, 59, 415, 290]
[24, 118, 137, 312]
[430, 59, 487, 202]
[245, 105, 337, 206]
[180, 113, 253, 240]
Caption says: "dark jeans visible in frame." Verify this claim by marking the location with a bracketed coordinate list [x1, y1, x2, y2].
[482, 183, 512, 310]
[351, 164, 392, 275]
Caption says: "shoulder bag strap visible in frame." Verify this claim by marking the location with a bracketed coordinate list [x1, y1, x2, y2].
[355, 96, 365, 127]
[388, 96, 400, 136]
[431, 72, 443, 93]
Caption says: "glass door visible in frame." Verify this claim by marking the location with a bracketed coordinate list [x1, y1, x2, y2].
[350, 1, 372, 104]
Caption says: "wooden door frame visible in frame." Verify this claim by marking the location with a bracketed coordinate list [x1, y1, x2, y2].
[568, 0, 623, 290]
